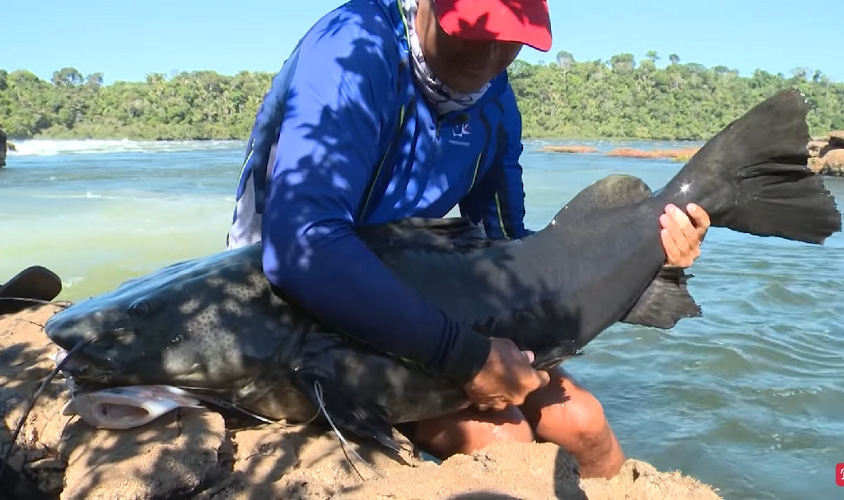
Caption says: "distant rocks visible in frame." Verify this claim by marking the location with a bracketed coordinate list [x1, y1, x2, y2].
[539, 145, 699, 162]
[539, 145, 598, 154]
[808, 131, 844, 177]
[605, 147, 699, 162]
[540, 132, 844, 178]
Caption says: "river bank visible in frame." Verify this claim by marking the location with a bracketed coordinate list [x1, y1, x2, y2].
[0, 305, 723, 500]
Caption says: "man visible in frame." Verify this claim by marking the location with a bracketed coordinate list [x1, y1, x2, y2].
[227, 0, 710, 479]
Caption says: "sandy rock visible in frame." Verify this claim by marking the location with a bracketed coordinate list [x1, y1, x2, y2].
[827, 130, 844, 146]
[0, 304, 71, 498]
[1, 305, 723, 500]
[808, 139, 827, 157]
[807, 132, 844, 177]
[59, 408, 226, 499]
[822, 148, 844, 170]
[539, 145, 599, 154]
[580, 459, 722, 500]
[335, 440, 586, 500]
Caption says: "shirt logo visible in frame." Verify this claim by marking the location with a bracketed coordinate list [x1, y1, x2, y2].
[449, 123, 471, 146]
[453, 123, 471, 137]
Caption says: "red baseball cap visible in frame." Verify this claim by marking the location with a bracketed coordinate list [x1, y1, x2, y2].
[432, 0, 553, 52]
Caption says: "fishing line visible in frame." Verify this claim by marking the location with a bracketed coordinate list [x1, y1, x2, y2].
[313, 380, 383, 481]
[0, 337, 92, 481]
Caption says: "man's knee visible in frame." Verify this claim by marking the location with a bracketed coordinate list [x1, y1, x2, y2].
[410, 405, 535, 460]
[520, 368, 626, 478]
[520, 369, 611, 451]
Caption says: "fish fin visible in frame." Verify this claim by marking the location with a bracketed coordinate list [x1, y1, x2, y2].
[292, 372, 401, 453]
[620, 266, 702, 329]
[61, 399, 77, 416]
[356, 215, 495, 254]
[667, 88, 841, 244]
[551, 174, 653, 224]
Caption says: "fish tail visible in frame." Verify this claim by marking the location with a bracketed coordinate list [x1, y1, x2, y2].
[664, 88, 841, 244]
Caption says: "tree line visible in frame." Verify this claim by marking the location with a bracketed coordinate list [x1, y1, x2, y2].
[1, 51, 842, 142]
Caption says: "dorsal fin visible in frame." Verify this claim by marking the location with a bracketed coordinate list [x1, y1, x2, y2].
[549, 174, 653, 226]
[355, 216, 496, 255]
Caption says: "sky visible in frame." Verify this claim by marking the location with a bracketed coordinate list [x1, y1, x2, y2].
[2, 0, 842, 84]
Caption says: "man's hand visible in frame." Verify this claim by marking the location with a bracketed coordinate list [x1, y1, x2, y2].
[659, 203, 711, 268]
[462, 338, 551, 412]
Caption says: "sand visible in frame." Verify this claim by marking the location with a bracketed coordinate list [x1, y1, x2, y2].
[1, 305, 723, 499]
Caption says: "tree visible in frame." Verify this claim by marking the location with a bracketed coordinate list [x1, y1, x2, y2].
[609, 53, 635, 73]
[51, 67, 84, 87]
[555, 50, 575, 70]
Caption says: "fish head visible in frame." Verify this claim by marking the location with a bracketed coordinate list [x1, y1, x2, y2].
[44, 245, 273, 387]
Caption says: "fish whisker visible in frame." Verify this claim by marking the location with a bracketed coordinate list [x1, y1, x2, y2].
[0, 297, 73, 309]
[183, 390, 323, 430]
[313, 380, 383, 481]
[22, 319, 46, 329]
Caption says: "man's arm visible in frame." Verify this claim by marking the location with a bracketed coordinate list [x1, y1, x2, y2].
[460, 87, 532, 240]
[260, 16, 491, 384]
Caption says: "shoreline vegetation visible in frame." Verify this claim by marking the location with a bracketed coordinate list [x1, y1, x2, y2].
[1, 51, 843, 143]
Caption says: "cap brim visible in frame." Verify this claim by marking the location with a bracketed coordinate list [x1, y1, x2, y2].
[434, 0, 553, 52]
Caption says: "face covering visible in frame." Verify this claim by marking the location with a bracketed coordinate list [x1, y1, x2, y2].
[401, 0, 490, 115]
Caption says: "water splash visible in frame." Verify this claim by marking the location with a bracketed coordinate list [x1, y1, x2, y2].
[9, 139, 246, 157]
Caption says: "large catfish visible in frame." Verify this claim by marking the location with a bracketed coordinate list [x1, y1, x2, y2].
[42, 89, 842, 451]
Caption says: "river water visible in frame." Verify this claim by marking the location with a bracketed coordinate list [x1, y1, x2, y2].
[2, 139, 842, 499]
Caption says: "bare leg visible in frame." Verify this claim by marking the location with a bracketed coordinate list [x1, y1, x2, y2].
[519, 366, 626, 479]
[409, 405, 534, 459]
[406, 366, 624, 479]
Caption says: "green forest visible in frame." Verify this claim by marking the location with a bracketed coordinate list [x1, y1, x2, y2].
[1, 50, 842, 142]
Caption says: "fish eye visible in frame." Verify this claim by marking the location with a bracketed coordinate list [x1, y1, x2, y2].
[129, 300, 151, 317]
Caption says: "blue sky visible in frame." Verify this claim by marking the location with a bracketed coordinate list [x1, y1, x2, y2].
[3, 0, 841, 84]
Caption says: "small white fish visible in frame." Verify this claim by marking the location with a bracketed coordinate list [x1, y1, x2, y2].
[62, 385, 204, 430]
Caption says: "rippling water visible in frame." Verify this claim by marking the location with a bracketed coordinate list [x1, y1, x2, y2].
[2, 138, 842, 499]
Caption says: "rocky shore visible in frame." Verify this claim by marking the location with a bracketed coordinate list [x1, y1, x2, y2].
[808, 131, 844, 177]
[0, 305, 723, 500]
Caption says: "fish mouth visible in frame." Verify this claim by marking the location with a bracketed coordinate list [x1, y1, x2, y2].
[63, 399, 158, 428]
[53, 347, 115, 383]
[45, 308, 141, 383]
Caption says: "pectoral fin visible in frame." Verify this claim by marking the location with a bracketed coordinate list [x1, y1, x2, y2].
[620, 266, 702, 329]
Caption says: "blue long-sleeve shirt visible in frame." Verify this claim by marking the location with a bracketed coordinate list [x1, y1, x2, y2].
[227, 0, 531, 384]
